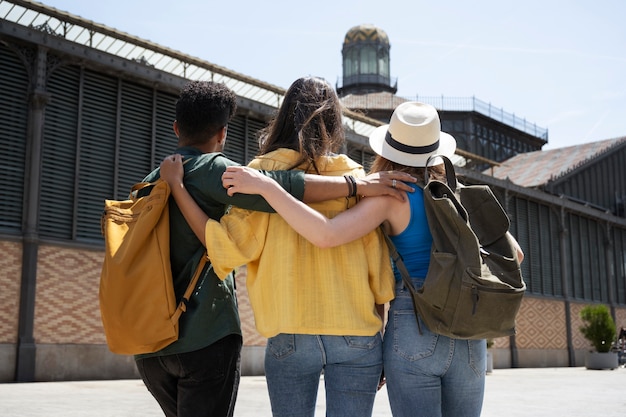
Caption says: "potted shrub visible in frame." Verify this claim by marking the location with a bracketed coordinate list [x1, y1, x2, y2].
[579, 304, 618, 370]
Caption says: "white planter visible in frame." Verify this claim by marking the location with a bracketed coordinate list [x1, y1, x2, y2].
[584, 351, 619, 370]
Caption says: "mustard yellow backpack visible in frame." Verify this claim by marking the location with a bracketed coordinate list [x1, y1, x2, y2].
[99, 178, 207, 355]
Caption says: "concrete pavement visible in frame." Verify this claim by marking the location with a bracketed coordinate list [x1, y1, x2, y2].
[0, 367, 624, 416]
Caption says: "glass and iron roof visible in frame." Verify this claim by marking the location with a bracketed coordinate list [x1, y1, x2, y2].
[0, 0, 382, 138]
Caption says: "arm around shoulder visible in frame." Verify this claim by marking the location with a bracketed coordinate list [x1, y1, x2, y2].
[223, 165, 394, 247]
[160, 154, 209, 245]
[302, 171, 417, 203]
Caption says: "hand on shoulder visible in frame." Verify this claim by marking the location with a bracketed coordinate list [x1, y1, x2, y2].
[159, 154, 184, 187]
[221, 166, 276, 197]
[358, 171, 417, 201]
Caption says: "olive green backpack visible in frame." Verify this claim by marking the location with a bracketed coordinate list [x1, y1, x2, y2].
[386, 155, 526, 340]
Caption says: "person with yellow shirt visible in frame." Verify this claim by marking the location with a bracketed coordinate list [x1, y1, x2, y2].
[160, 77, 395, 417]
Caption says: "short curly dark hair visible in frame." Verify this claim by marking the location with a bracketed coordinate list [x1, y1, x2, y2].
[175, 81, 237, 146]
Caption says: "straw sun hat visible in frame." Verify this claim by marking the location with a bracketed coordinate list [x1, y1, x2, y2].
[368, 101, 456, 167]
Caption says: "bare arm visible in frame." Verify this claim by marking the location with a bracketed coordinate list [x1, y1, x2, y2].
[160, 154, 209, 246]
[221, 165, 393, 248]
[302, 171, 417, 203]
[507, 231, 525, 263]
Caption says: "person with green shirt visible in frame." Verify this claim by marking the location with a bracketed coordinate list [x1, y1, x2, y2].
[135, 80, 415, 417]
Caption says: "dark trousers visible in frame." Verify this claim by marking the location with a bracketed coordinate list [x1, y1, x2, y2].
[136, 334, 243, 417]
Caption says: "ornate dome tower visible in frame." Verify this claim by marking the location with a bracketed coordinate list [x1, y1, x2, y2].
[336, 24, 397, 96]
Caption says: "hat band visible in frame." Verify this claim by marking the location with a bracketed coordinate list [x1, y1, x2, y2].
[385, 131, 439, 155]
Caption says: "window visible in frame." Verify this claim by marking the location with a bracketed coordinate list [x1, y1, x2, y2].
[377, 47, 389, 77]
[360, 46, 377, 74]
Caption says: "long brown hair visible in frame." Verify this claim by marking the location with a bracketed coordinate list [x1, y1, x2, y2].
[258, 77, 345, 173]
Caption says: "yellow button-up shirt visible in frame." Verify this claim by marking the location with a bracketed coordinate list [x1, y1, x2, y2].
[204, 149, 395, 338]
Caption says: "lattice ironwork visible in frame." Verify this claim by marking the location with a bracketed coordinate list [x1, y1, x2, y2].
[0, 0, 381, 140]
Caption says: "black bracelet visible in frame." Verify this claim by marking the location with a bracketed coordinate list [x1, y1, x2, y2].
[349, 175, 357, 197]
[345, 175, 357, 198]
[343, 175, 354, 198]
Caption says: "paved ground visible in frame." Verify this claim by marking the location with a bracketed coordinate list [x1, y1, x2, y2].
[0, 367, 624, 416]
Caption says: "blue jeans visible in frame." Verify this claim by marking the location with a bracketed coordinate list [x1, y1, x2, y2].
[264, 333, 383, 417]
[383, 280, 486, 417]
[136, 334, 242, 417]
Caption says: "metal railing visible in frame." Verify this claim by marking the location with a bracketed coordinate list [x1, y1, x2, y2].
[1, 1, 547, 141]
[413, 95, 548, 140]
[0, 0, 382, 139]
[336, 74, 398, 90]
[0, 1, 283, 103]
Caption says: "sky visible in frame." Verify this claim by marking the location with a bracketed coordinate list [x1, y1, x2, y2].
[38, 0, 626, 150]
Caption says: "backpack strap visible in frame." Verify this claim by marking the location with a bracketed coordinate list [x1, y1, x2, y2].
[425, 154, 457, 190]
[130, 157, 193, 199]
[382, 231, 424, 335]
[129, 180, 163, 199]
[171, 255, 211, 323]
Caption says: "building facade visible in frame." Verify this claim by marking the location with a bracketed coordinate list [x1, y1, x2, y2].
[0, 2, 624, 382]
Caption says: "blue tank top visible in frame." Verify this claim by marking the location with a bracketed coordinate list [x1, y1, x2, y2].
[389, 184, 432, 285]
